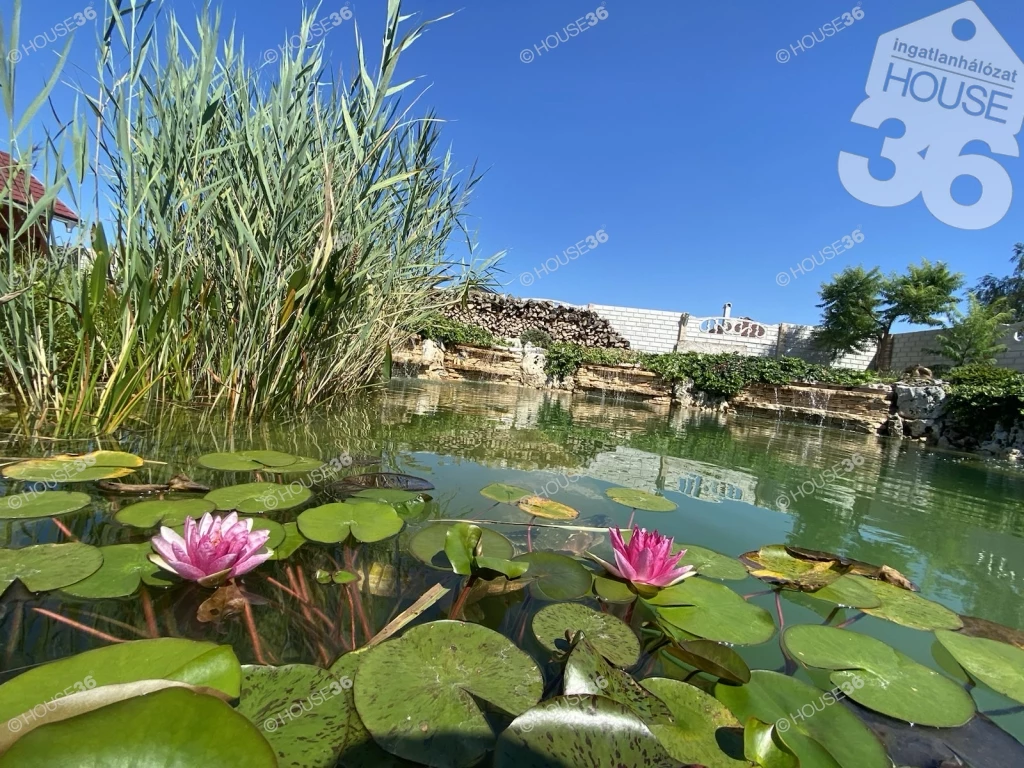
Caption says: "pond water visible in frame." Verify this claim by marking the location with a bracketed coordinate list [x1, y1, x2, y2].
[2, 378, 1023, 762]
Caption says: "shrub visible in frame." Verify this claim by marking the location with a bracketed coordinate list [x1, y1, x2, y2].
[417, 314, 498, 348]
[543, 343, 636, 380]
[944, 364, 1024, 436]
[520, 328, 553, 349]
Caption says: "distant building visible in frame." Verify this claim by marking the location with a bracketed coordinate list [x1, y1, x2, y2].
[0, 151, 80, 253]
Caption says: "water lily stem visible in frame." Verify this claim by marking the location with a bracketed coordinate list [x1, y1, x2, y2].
[449, 576, 478, 621]
[140, 587, 159, 638]
[32, 608, 126, 644]
[526, 520, 533, 552]
[344, 547, 373, 642]
[240, 597, 270, 665]
[51, 518, 76, 541]
[627, 508, 635, 530]
[836, 612, 866, 629]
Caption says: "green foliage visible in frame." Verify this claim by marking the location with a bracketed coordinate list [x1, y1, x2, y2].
[520, 328, 553, 348]
[927, 294, 1016, 366]
[418, 313, 499, 348]
[543, 343, 637, 380]
[975, 242, 1024, 317]
[881, 259, 964, 331]
[944, 364, 1024, 436]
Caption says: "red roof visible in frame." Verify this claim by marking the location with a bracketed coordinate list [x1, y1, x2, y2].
[0, 150, 80, 224]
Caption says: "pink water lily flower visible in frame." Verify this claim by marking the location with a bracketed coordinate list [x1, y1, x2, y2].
[592, 526, 696, 589]
[150, 512, 272, 587]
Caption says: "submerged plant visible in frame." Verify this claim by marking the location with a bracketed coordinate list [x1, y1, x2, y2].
[590, 526, 696, 590]
[150, 513, 272, 587]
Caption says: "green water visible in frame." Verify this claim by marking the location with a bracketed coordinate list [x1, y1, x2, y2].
[2, 378, 1023, 746]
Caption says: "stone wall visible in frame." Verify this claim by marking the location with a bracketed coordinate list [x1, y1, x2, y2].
[442, 294, 629, 348]
[887, 324, 1024, 373]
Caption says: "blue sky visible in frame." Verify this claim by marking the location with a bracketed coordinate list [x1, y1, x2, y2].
[7, 0, 1024, 326]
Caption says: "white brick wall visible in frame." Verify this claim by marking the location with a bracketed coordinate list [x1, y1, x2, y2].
[587, 303, 682, 353]
[888, 323, 1024, 372]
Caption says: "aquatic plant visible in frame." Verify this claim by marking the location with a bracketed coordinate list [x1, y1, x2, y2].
[591, 526, 696, 589]
[151, 513, 272, 586]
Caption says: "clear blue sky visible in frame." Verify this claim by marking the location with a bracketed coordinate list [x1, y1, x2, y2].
[7, 0, 1024, 326]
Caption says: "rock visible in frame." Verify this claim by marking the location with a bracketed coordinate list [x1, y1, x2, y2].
[894, 383, 946, 421]
[520, 347, 548, 388]
[903, 418, 936, 439]
[887, 413, 904, 438]
[421, 338, 447, 380]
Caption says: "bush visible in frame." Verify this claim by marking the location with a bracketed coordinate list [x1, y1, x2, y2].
[543, 343, 636, 380]
[944, 364, 1024, 435]
[417, 314, 499, 348]
[520, 328, 553, 348]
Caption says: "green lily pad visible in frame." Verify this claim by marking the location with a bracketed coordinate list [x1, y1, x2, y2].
[62, 543, 172, 598]
[715, 670, 889, 768]
[642, 677, 748, 768]
[739, 545, 844, 590]
[806, 574, 882, 609]
[936, 629, 1024, 705]
[648, 577, 777, 646]
[662, 639, 751, 684]
[594, 574, 637, 603]
[495, 695, 681, 768]
[0, 638, 242, 725]
[115, 498, 217, 528]
[237, 664, 355, 767]
[0, 687, 275, 768]
[852, 576, 963, 631]
[354, 620, 543, 768]
[783, 625, 975, 727]
[269, 522, 306, 561]
[248, 518, 285, 550]
[677, 544, 747, 581]
[742, 717, 799, 768]
[409, 523, 515, 570]
[442, 523, 528, 579]
[532, 602, 640, 667]
[564, 636, 672, 724]
[352, 488, 419, 504]
[0, 491, 91, 520]
[2, 451, 143, 483]
[198, 450, 323, 473]
[511, 552, 591, 600]
[297, 501, 403, 544]
[206, 482, 311, 514]
[606, 488, 677, 512]
[480, 483, 531, 504]
[516, 496, 579, 520]
[0, 543, 103, 593]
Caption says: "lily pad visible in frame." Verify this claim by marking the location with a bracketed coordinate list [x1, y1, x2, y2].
[354, 620, 543, 768]
[782, 625, 976, 727]
[479, 483, 531, 504]
[958, 614, 1024, 648]
[237, 664, 356, 767]
[511, 552, 591, 600]
[594, 574, 637, 603]
[198, 450, 323, 473]
[936, 629, 1024, 705]
[0, 491, 91, 520]
[443, 523, 528, 579]
[62, 543, 172, 598]
[532, 602, 640, 667]
[0, 638, 242, 725]
[606, 488, 677, 512]
[805, 574, 882, 609]
[853, 577, 963, 631]
[0, 687, 275, 768]
[677, 544, 747, 581]
[409, 523, 515, 570]
[269, 522, 306, 561]
[564, 636, 672, 724]
[0, 543, 103, 594]
[739, 545, 844, 590]
[2, 451, 143, 483]
[662, 639, 751, 684]
[742, 717, 799, 768]
[115, 498, 217, 528]
[648, 577, 777, 646]
[206, 482, 311, 514]
[494, 695, 681, 768]
[516, 496, 579, 520]
[642, 677, 748, 768]
[297, 501, 403, 544]
[352, 488, 419, 504]
[335, 473, 434, 492]
[715, 670, 890, 768]
[249, 518, 286, 550]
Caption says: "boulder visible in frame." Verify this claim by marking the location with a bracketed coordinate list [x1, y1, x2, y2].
[894, 384, 946, 421]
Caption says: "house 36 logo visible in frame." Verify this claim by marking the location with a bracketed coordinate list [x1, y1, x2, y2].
[839, 2, 1023, 230]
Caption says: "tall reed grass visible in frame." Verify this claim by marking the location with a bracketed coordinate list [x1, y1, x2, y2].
[0, 0, 496, 435]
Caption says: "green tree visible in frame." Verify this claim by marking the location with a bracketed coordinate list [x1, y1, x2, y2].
[814, 260, 964, 363]
[926, 293, 1015, 366]
[975, 242, 1024, 317]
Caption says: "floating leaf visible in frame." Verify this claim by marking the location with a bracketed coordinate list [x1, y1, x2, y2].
[662, 639, 751, 684]
[408, 523, 514, 570]
[479, 483, 531, 503]
[516, 496, 579, 520]
[115, 498, 217, 528]
[715, 670, 890, 768]
[852, 577, 963, 631]
[0, 688, 275, 768]
[532, 602, 640, 667]
[936, 629, 1024, 705]
[958, 614, 1024, 649]
[739, 545, 844, 590]
[206, 482, 311, 514]
[648, 577, 776, 646]
[676, 544, 747, 581]
[782, 625, 975, 727]
[0, 491, 91, 520]
[805, 574, 881, 609]
[269, 522, 306, 561]
[0, 638, 242, 725]
[353, 488, 419, 504]
[512, 552, 591, 600]
[354, 620, 542, 768]
[642, 677, 748, 768]
[564, 636, 672, 723]
[245, 518, 285, 551]
[236, 664, 356, 767]
[594, 574, 637, 603]
[742, 717, 798, 768]
[198, 450, 322, 473]
[334, 473, 434, 492]
[0, 543, 103, 593]
[2, 451, 143, 483]
[606, 488, 677, 512]
[198, 584, 248, 623]
[62, 543, 171, 598]
[494, 695, 681, 768]
[297, 501, 403, 544]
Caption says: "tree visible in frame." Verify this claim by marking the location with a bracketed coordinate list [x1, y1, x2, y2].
[975, 242, 1024, 317]
[814, 260, 964, 364]
[926, 293, 1015, 366]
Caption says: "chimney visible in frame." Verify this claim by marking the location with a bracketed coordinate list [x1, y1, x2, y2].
[722, 303, 732, 318]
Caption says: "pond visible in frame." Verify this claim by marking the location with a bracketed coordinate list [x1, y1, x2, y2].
[1, 379, 1022, 767]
